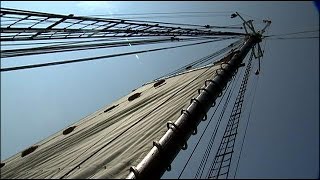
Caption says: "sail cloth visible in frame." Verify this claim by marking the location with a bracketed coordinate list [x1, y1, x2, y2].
[1, 64, 221, 179]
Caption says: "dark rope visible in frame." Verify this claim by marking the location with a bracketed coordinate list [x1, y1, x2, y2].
[206, 51, 254, 179]
[195, 61, 243, 178]
[2, 37, 235, 58]
[178, 75, 235, 179]
[155, 39, 244, 81]
[58, 57, 218, 179]
[1, 38, 238, 72]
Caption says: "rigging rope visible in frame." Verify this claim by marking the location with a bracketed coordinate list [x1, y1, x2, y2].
[89, 11, 235, 17]
[0, 37, 167, 47]
[154, 38, 245, 81]
[206, 50, 254, 179]
[194, 74, 238, 179]
[1, 37, 239, 72]
[236, 12, 265, 22]
[178, 73, 235, 179]
[57, 58, 219, 179]
[266, 36, 319, 40]
[87, 11, 240, 29]
[2, 36, 238, 58]
[102, 14, 232, 19]
[194, 51, 246, 179]
[1, 7, 246, 42]
[265, 29, 319, 37]
[88, 11, 245, 29]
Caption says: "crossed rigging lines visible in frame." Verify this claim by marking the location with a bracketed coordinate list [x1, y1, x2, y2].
[1, 38, 242, 72]
[1, 8, 317, 73]
[0, 7, 245, 42]
[1, 37, 238, 58]
[0, 7, 247, 72]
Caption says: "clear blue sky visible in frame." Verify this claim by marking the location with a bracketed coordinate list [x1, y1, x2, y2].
[1, 1, 319, 178]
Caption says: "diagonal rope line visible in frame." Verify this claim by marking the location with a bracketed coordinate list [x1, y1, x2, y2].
[178, 73, 235, 179]
[1, 38, 239, 72]
[266, 36, 319, 40]
[195, 50, 247, 179]
[58, 54, 220, 179]
[195, 71, 239, 179]
[1, 7, 246, 42]
[206, 51, 254, 179]
[155, 39, 245, 81]
[265, 29, 319, 37]
[2, 37, 236, 58]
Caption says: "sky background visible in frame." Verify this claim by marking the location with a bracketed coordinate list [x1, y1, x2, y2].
[1, 1, 319, 179]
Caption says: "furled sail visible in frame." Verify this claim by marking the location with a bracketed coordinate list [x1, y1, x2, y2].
[1, 63, 223, 179]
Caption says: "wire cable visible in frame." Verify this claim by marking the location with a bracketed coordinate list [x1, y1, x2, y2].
[1, 38, 239, 72]
[206, 51, 254, 179]
[178, 76, 234, 179]
[58, 59, 218, 179]
[266, 36, 319, 40]
[266, 29, 319, 37]
[195, 54, 246, 179]
[155, 38, 245, 80]
[2, 36, 238, 58]
[90, 11, 235, 17]
[237, 12, 265, 22]
[0, 37, 165, 47]
[195, 71, 238, 179]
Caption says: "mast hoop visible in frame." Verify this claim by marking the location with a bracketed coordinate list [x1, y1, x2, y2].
[166, 121, 179, 132]
[190, 98, 207, 121]
[220, 62, 235, 79]
[215, 68, 225, 76]
[181, 109, 192, 117]
[192, 127, 198, 135]
[181, 141, 188, 150]
[166, 165, 171, 171]
[197, 88, 210, 95]
[212, 100, 216, 107]
[129, 166, 140, 178]
[153, 141, 163, 152]
[197, 88, 216, 106]
[232, 68, 238, 77]
[205, 79, 222, 92]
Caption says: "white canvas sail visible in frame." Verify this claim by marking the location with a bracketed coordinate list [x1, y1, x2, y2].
[1, 64, 222, 179]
